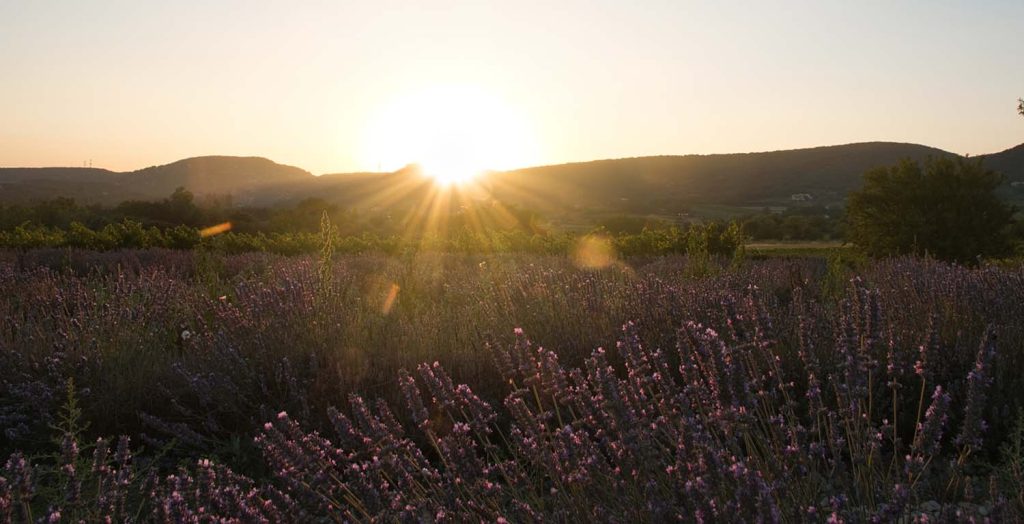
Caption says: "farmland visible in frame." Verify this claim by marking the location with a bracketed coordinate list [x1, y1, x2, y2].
[1, 249, 1022, 521]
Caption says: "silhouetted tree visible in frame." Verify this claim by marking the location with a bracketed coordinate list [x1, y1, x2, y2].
[165, 187, 202, 225]
[846, 157, 1014, 263]
[115, 187, 202, 226]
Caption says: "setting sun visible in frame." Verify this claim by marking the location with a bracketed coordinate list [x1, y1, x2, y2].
[362, 85, 538, 185]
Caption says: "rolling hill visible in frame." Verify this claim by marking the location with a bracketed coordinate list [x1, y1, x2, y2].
[126, 156, 313, 198]
[1, 142, 1022, 216]
[0, 157, 314, 205]
[488, 142, 954, 215]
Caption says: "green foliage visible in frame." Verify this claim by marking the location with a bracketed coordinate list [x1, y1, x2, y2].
[194, 247, 228, 298]
[164, 224, 201, 249]
[685, 224, 711, 277]
[741, 207, 841, 241]
[724, 221, 747, 268]
[317, 210, 335, 296]
[821, 249, 849, 300]
[66, 221, 107, 250]
[0, 224, 66, 249]
[114, 187, 204, 226]
[602, 221, 744, 261]
[1000, 409, 1024, 515]
[0, 219, 755, 259]
[611, 227, 683, 256]
[845, 157, 1015, 264]
[707, 220, 745, 257]
[50, 378, 89, 445]
[0, 188, 753, 258]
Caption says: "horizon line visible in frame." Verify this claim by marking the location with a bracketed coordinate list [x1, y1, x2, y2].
[2, 139, 1021, 176]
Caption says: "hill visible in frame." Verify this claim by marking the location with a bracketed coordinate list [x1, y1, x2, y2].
[1, 142, 1022, 216]
[981, 143, 1024, 202]
[487, 142, 955, 215]
[0, 167, 124, 204]
[982, 142, 1024, 179]
[124, 156, 312, 201]
[309, 142, 1024, 216]
[0, 157, 312, 205]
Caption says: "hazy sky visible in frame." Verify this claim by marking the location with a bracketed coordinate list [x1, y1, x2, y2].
[1, 0, 1022, 174]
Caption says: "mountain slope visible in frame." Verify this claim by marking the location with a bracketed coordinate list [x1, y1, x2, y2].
[0, 167, 124, 203]
[1, 142, 1021, 212]
[0, 157, 312, 204]
[487, 142, 955, 213]
[980, 143, 1024, 181]
[981, 143, 1024, 203]
[124, 156, 312, 197]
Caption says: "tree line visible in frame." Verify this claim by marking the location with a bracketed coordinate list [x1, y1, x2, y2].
[1, 149, 1021, 263]
[0, 211, 747, 259]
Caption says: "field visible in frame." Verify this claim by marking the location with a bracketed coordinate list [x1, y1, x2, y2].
[1, 249, 1023, 521]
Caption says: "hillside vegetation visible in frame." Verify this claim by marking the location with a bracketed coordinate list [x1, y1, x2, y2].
[3, 142, 1022, 215]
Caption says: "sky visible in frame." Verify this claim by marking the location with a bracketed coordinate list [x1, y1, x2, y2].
[1, 0, 1022, 175]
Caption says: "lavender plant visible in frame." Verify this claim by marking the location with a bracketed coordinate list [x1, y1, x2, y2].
[0, 250, 1021, 521]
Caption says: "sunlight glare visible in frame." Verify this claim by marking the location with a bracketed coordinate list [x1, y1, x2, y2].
[362, 85, 538, 185]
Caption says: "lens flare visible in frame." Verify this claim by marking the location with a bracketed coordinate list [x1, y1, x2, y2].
[381, 283, 400, 315]
[199, 222, 232, 237]
[573, 234, 616, 270]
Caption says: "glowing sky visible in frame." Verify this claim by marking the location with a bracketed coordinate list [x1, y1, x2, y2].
[1, 1, 1021, 174]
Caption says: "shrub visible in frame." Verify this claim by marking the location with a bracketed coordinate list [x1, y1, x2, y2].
[846, 157, 1014, 263]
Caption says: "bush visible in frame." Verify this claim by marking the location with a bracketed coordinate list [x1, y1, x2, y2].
[846, 157, 1015, 263]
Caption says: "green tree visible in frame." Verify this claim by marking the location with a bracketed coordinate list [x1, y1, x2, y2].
[165, 186, 202, 225]
[846, 157, 1014, 263]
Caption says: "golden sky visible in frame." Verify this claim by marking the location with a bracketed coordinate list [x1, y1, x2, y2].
[1, 1, 1022, 175]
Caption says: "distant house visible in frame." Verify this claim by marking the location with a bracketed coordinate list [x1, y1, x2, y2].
[1011, 181, 1024, 188]
[790, 193, 813, 201]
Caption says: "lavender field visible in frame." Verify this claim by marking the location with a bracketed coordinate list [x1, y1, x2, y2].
[1, 249, 1023, 522]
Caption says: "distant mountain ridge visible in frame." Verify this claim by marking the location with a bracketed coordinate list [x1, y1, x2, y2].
[489, 142, 956, 213]
[0, 156, 313, 205]
[1, 142, 1022, 213]
[128, 156, 312, 197]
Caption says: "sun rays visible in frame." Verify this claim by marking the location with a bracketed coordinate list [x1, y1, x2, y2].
[362, 85, 539, 187]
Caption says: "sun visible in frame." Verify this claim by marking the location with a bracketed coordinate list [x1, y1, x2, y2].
[363, 85, 538, 185]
